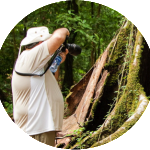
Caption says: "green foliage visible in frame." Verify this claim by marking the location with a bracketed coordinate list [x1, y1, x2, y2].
[4, 102, 13, 116]
[70, 127, 94, 149]
[0, 1, 123, 118]
[147, 95, 150, 100]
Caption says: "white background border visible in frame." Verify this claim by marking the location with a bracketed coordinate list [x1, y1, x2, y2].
[0, 0, 149, 149]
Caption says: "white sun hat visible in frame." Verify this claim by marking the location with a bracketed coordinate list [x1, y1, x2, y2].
[18, 26, 51, 56]
[21, 26, 51, 46]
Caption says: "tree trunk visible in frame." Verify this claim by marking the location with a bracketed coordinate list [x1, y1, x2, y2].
[90, 2, 96, 66]
[62, 0, 79, 95]
[56, 19, 150, 149]
[97, 4, 101, 57]
[12, 28, 17, 63]
[23, 16, 27, 37]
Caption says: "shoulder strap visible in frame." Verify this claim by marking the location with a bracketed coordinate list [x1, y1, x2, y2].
[15, 47, 63, 77]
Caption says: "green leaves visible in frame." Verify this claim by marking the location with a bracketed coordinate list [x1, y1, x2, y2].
[3, 101, 13, 117]
[0, 1, 123, 119]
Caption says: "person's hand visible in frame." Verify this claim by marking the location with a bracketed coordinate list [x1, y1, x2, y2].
[60, 49, 69, 64]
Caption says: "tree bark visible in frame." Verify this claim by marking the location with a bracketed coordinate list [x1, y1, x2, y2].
[62, 0, 79, 94]
[12, 28, 17, 63]
[56, 19, 150, 149]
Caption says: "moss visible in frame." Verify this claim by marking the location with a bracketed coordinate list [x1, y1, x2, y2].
[83, 27, 143, 149]
[91, 92, 148, 148]
[125, 31, 143, 113]
[91, 99, 99, 118]
[104, 30, 143, 130]
[65, 91, 73, 101]
[104, 22, 131, 87]
[90, 98, 94, 103]
[91, 21, 132, 133]
[64, 23, 145, 149]
[76, 21, 133, 149]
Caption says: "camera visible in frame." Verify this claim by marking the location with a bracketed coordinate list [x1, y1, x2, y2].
[65, 43, 81, 56]
[61, 36, 82, 56]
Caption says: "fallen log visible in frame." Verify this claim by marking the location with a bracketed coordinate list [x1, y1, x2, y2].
[56, 45, 109, 147]
[56, 20, 150, 149]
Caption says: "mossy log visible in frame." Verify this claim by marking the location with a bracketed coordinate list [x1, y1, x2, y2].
[56, 20, 150, 149]
[91, 93, 149, 147]
[56, 43, 109, 146]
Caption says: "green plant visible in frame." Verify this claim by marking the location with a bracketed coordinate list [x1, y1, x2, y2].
[4, 102, 13, 117]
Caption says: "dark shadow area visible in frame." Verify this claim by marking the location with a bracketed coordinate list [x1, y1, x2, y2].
[139, 39, 150, 97]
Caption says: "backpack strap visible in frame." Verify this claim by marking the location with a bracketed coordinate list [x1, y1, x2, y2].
[15, 47, 63, 77]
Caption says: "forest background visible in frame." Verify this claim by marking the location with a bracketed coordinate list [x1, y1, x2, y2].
[0, 1, 124, 119]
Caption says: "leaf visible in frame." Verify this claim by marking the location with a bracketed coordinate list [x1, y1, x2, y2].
[82, 20, 86, 24]
[68, 10, 71, 14]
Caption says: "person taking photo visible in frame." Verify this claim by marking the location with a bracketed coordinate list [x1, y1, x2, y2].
[11, 26, 70, 147]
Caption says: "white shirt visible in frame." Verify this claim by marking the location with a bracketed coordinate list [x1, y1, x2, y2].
[12, 41, 64, 135]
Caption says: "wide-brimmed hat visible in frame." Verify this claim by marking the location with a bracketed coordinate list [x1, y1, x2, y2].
[18, 26, 51, 57]
[21, 26, 51, 46]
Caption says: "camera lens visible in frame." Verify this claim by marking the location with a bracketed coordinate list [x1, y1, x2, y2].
[67, 44, 82, 56]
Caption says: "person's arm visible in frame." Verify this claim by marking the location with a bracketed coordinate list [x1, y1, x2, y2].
[54, 49, 69, 80]
[54, 66, 60, 81]
[59, 49, 69, 64]
[46, 28, 70, 55]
